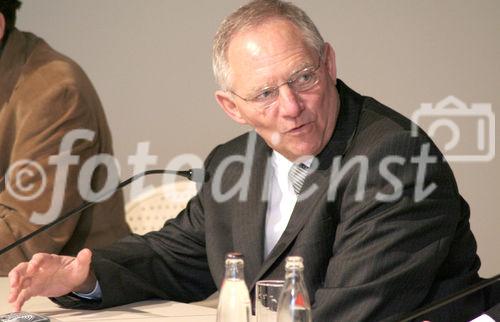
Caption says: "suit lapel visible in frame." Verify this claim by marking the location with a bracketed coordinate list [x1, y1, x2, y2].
[232, 133, 272, 285]
[250, 168, 331, 287]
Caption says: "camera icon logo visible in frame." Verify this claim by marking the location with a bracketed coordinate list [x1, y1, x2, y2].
[411, 96, 495, 162]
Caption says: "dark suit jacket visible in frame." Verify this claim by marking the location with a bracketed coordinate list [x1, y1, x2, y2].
[54, 80, 484, 321]
[484, 285, 500, 320]
[487, 303, 500, 320]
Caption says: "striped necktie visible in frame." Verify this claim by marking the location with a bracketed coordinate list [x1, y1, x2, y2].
[288, 163, 309, 195]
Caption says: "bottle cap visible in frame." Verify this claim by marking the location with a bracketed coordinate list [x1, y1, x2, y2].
[226, 252, 244, 260]
[285, 256, 304, 270]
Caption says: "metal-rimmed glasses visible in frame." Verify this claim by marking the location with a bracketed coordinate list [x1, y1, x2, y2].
[229, 54, 324, 110]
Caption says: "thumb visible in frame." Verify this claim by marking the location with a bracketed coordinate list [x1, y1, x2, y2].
[72, 249, 96, 293]
[75, 248, 92, 269]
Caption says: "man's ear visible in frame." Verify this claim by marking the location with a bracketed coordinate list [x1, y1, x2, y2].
[214, 90, 248, 125]
[0, 13, 5, 41]
[323, 42, 337, 83]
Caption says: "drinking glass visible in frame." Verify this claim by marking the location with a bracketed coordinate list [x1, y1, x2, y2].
[255, 280, 285, 322]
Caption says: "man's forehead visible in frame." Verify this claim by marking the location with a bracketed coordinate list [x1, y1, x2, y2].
[227, 18, 305, 59]
[226, 19, 316, 86]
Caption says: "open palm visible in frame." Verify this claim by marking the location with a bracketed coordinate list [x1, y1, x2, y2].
[8, 248, 94, 311]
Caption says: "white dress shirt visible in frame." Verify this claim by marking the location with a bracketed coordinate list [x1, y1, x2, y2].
[264, 151, 297, 257]
[264, 151, 312, 257]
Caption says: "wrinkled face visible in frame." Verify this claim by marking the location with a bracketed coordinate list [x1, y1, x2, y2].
[215, 19, 339, 162]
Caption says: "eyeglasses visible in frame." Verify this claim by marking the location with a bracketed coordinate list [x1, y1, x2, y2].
[229, 54, 323, 110]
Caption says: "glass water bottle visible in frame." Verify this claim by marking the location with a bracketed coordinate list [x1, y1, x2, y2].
[216, 252, 251, 322]
[277, 256, 312, 322]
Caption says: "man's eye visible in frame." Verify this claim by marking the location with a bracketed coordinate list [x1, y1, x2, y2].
[296, 72, 313, 84]
[255, 89, 274, 101]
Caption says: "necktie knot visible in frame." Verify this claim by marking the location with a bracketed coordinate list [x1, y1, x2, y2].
[288, 163, 309, 195]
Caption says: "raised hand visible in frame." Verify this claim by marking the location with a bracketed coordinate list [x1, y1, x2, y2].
[8, 248, 96, 312]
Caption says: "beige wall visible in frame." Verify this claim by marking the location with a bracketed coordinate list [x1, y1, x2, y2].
[17, 1, 499, 276]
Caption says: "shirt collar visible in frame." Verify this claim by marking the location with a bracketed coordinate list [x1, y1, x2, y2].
[271, 150, 313, 171]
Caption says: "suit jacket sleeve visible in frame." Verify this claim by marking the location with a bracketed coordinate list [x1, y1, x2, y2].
[486, 303, 500, 320]
[312, 131, 481, 322]
[0, 67, 102, 274]
[52, 146, 222, 309]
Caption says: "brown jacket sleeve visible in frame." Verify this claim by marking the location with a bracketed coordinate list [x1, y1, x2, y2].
[0, 60, 101, 274]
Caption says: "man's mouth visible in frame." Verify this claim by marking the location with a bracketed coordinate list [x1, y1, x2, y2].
[285, 122, 312, 134]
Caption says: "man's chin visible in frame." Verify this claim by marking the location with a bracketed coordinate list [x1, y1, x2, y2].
[284, 146, 321, 162]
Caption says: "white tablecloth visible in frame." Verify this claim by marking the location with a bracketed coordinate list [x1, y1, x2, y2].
[0, 277, 217, 321]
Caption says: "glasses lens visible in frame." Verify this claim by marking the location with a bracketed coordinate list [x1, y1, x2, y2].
[252, 88, 279, 109]
[290, 69, 319, 92]
[245, 60, 321, 110]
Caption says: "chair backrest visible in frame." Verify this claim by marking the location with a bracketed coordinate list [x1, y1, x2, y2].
[125, 180, 197, 234]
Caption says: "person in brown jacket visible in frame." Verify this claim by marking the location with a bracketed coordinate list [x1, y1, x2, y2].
[0, 0, 130, 274]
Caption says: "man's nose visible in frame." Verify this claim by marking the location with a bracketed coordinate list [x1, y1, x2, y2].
[278, 85, 303, 117]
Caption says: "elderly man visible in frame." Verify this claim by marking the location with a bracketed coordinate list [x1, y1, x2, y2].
[0, 0, 130, 274]
[7, 0, 495, 321]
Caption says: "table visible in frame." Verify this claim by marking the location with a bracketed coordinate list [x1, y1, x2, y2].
[0, 277, 217, 321]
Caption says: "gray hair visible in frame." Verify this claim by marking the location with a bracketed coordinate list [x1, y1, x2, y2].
[212, 0, 325, 90]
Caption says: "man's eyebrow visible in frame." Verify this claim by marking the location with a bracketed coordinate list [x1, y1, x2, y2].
[298, 60, 315, 70]
[248, 83, 274, 94]
[248, 61, 316, 93]
[290, 61, 316, 75]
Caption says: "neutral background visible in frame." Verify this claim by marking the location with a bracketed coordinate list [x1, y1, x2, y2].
[17, 1, 499, 276]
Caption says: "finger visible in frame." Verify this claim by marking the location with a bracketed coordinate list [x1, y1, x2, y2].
[8, 286, 20, 304]
[21, 277, 32, 289]
[8, 279, 22, 303]
[27, 253, 48, 275]
[8, 262, 28, 288]
[12, 288, 32, 313]
[8, 269, 18, 288]
[76, 248, 92, 268]
[12, 288, 30, 312]
[8, 276, 31, 304]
